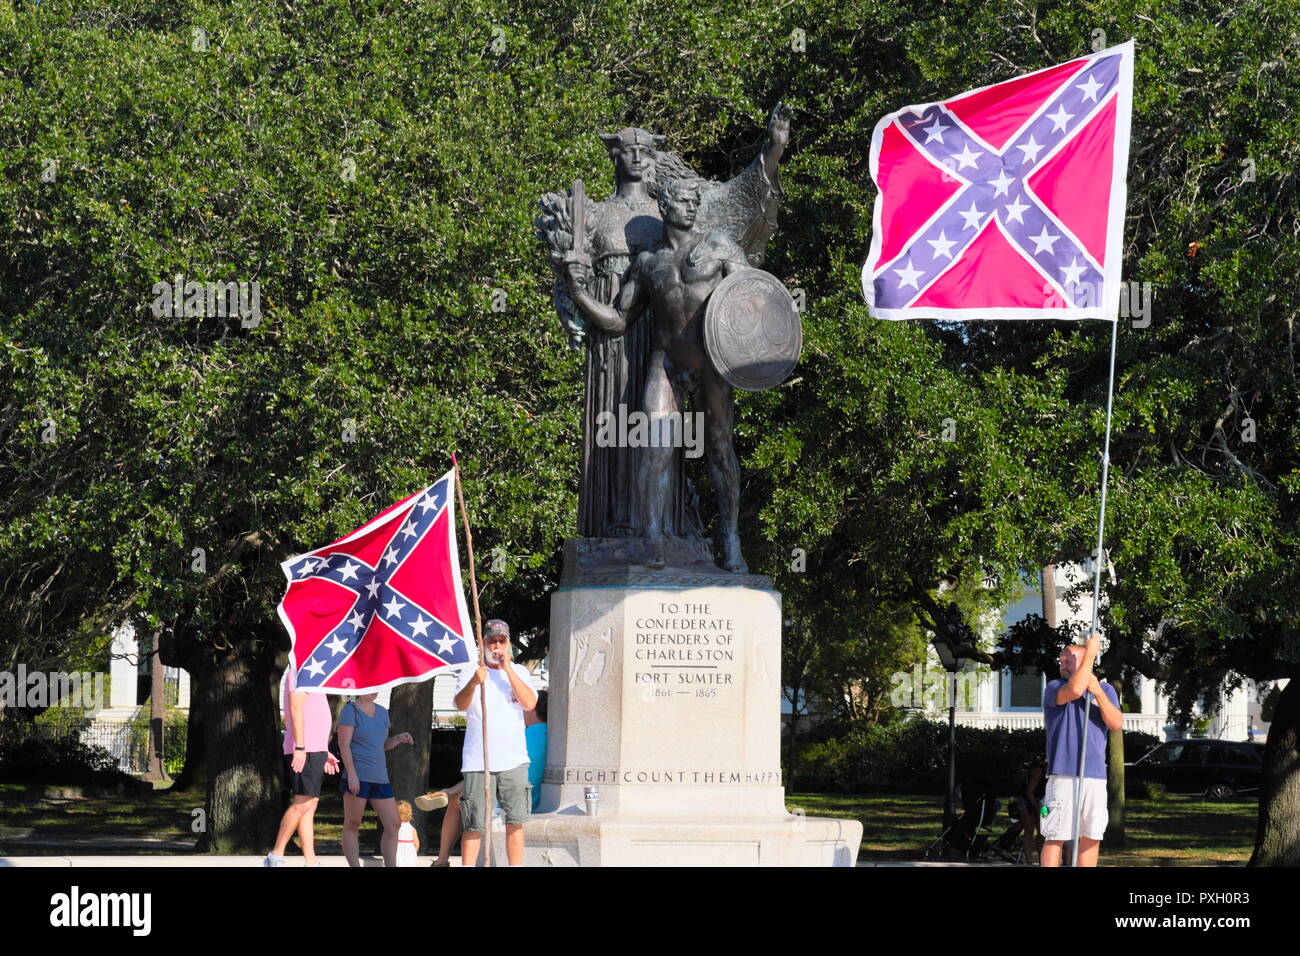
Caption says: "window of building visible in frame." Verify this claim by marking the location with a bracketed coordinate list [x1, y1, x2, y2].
[1001, 667, 1043, 710]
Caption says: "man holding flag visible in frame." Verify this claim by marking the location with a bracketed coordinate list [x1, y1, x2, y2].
[863, 41, 1135, 867]
[1041, 634, 1124, 866]
[454, 618, 537, 867]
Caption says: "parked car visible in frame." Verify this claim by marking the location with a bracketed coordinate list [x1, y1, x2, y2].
[1126, 739, 1263, 798]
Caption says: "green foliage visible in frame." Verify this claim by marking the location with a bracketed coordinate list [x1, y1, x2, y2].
[0, 716, 120, 783]
[1, 0, 601, 663]
[796, 716, 1160, 794]
[795, 717, 1043, 794]
[1130, 779, 1170, 800]
[127, 705, 187, 777]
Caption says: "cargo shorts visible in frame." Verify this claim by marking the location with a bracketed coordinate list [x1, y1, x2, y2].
[1040, 774, 1108, 842]
[461, 763, 531, 831]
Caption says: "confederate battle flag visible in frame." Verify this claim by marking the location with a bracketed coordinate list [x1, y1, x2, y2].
[863, 41, 1134, 320]
[276, 470, 477, 694]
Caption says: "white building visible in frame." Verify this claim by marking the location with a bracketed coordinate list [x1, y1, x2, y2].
[69, 625, 193, 773]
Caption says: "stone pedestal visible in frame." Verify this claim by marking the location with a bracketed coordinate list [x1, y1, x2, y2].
[524, 567, 861, 866]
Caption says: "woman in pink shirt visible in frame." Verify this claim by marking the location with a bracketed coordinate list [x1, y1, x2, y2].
[264, 669, 339, 867]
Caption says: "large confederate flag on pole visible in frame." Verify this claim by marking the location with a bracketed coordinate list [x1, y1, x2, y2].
[863, 41, 1134, 321]
[277, 469, 477, 694]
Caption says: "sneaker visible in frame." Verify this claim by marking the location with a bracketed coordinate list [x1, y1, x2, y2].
[415, 791, 449, 812]
[262, 853, 286, 867]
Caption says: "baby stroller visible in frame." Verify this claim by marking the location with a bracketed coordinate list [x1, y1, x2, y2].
[980, 797, 1029, 863]
[977, 756, 1049, 864]
[924, 788, 1002, 861]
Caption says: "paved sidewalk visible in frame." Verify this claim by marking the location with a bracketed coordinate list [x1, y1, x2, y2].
[0, 855, 465, 867]
[0, 854, 1008, 867]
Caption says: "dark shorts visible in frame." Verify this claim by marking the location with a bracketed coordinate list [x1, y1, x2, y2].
[461, 763, 531, 831]
[287, 751, 328, 798]
[339, 774, 394, 800]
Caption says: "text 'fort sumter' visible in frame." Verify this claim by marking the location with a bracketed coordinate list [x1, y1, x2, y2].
[632, 601, 738, 696]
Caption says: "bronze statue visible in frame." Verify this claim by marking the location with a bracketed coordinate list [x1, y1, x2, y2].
[565, 179, 753, 570]
[537, 105, 794, 572]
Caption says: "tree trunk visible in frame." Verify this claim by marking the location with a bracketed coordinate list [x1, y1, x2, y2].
[388, 679, 434, 852]
[143, 630, 169, 783]
[185, 632, 284, 854]
[1250, 676, 1300, 866]
[1041, 565, 1057, 628]
[784, 663, 809, 789]
[1104, 726, 1127, 846]
[169, 672, 207, 793]
[160, 633, 206, 794]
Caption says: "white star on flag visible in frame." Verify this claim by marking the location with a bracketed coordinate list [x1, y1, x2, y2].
[952, 143, 983, 171]
[927, 231, 957, 260]
[304, 659, 325, 678]
[1077, 74, 1103, 102]
[1047, 104, 1074, 132]
[990, 169, 1015, 197]
[410, 616, 432, 638]
[339, 561, 360, 582]
[958, 202, 985, 230]
[325, 635, 349, 656]
[383, 596, 406, 619]
[1003, 197, 1030, 224]
[1016, 136, 1045, 163]
[894, 259, 924, 290]
[922, 118, 949, 143]
[1061, 257, 1088, 285]
[1030, 226, 1061, 254]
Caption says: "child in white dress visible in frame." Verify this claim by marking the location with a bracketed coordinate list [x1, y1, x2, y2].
[395, 800, 420, 867]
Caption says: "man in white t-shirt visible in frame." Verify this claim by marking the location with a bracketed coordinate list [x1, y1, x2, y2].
[454, 618, 538, 866]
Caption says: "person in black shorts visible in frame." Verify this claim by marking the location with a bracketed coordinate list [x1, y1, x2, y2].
[265, 675, 339, 867]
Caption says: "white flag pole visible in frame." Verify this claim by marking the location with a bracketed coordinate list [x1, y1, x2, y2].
[1071, 315, 1119, 866]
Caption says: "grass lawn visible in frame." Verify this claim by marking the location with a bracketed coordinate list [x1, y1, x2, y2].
[0, 785, 357, 856]
[1, 785, 1259, 864]
[786, 792, 1259, 865]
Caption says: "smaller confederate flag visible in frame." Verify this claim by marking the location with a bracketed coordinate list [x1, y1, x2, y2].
[277, 470, 477, 694]
[863, 41, 1134, 320]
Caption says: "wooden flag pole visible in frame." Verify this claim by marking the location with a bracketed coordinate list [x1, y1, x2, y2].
[1071, 316, 1119, 867]
[452, 453, 492, 867]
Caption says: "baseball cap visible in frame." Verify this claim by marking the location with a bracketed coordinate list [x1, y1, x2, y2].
[484, 619, 510, 639]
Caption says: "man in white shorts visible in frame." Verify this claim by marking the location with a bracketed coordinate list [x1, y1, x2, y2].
[1040, 634, 1124, 867]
